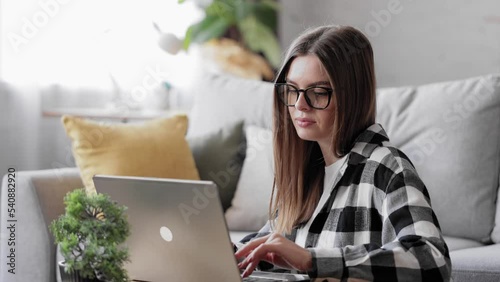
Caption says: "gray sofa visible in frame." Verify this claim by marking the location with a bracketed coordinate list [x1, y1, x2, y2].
[1, 73, 500, 282]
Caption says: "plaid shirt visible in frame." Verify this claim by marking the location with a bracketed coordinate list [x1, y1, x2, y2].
[240, 123, 451, 281]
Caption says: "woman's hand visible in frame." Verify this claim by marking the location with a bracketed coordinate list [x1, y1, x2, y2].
[234, 233, 313, 278]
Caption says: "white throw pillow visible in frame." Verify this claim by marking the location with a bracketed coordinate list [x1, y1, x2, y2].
[376, 74, 500, 242]
[225, 126, 274, 231]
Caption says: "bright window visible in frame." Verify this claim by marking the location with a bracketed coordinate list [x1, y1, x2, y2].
[0, 0, 202, 88]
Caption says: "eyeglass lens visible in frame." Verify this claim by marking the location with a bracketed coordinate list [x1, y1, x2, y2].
[278, 84, 331, 109]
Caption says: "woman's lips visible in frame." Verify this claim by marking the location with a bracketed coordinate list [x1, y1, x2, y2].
[295, 118, 315, 127]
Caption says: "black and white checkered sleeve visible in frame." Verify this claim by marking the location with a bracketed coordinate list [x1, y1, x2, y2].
[306, 152, 452, 281]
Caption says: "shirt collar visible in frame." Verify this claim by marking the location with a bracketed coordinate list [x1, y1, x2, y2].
[347, 123, 390, 165]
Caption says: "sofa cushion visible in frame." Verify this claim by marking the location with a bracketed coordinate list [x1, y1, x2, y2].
[62, 115, 200, 194]
[0, 168, 82, 282]
[443, 236, 484, 252]
[187, 72, 274, 138]
[187, 121, 245, 211]
[450, 244, 500, 282]
[376, 74, 500, 242]
[225, 126, 274, 231]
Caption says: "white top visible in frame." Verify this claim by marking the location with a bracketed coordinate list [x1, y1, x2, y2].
[294, 155, 348, 248]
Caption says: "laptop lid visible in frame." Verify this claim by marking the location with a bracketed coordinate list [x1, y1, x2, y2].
[93, 175, 241, 282]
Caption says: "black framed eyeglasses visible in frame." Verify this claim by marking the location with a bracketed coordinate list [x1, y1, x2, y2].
[275, 83, 334, 110]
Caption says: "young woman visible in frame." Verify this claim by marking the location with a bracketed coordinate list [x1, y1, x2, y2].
[235, 26, 451, 281]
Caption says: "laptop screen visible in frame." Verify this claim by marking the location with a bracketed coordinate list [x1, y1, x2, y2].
[93, 175, 241, 282]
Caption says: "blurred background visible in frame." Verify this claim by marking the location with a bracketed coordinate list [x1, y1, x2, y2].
[0, 0, 499, 174]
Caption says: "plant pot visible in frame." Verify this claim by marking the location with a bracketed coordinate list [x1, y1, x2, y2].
[58, 261, 102, 282]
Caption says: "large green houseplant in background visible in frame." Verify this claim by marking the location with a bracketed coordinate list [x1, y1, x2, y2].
[179, 0, 282, 68]
[50, 189, 131, 282]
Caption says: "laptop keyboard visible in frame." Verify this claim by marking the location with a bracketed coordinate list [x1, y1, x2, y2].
[241, 271, 309, 281]
[243, 277, 285, 281]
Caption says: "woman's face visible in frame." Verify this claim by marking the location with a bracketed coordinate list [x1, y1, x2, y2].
[286, 54, 336, 147]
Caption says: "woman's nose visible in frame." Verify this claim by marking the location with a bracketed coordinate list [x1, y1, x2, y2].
[294, 92, 311, 111]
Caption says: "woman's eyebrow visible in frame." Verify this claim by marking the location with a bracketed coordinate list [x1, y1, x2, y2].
[285, 79, 331, 87]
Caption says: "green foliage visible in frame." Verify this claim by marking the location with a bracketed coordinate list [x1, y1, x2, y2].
[181, 0, 282, 68]
[50, 189, 131, 282]
[239, 15, 281, 68]
[183, 14, 231, 50]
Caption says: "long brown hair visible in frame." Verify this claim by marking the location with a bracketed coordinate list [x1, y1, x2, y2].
[271, 25, 376, 234]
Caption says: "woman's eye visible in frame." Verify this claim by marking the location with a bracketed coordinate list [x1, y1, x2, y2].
[313, 89, 329, 95]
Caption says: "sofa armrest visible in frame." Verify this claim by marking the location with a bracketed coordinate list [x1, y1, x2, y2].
[0, 168, 82, 282]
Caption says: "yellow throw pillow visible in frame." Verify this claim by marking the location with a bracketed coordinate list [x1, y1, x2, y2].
[62, 114, 200, 194]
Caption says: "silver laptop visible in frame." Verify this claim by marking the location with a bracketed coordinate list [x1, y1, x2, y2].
[93, 175, 310, 282]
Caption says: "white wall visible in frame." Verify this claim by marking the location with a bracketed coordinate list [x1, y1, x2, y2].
[279, 0, 500, 87]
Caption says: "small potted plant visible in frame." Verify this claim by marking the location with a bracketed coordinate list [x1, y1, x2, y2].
[50, 188, 131, 282]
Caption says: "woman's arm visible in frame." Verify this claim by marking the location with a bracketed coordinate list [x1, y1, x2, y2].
[237, 169, 451, 281]
[307, 169, 452, 281]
